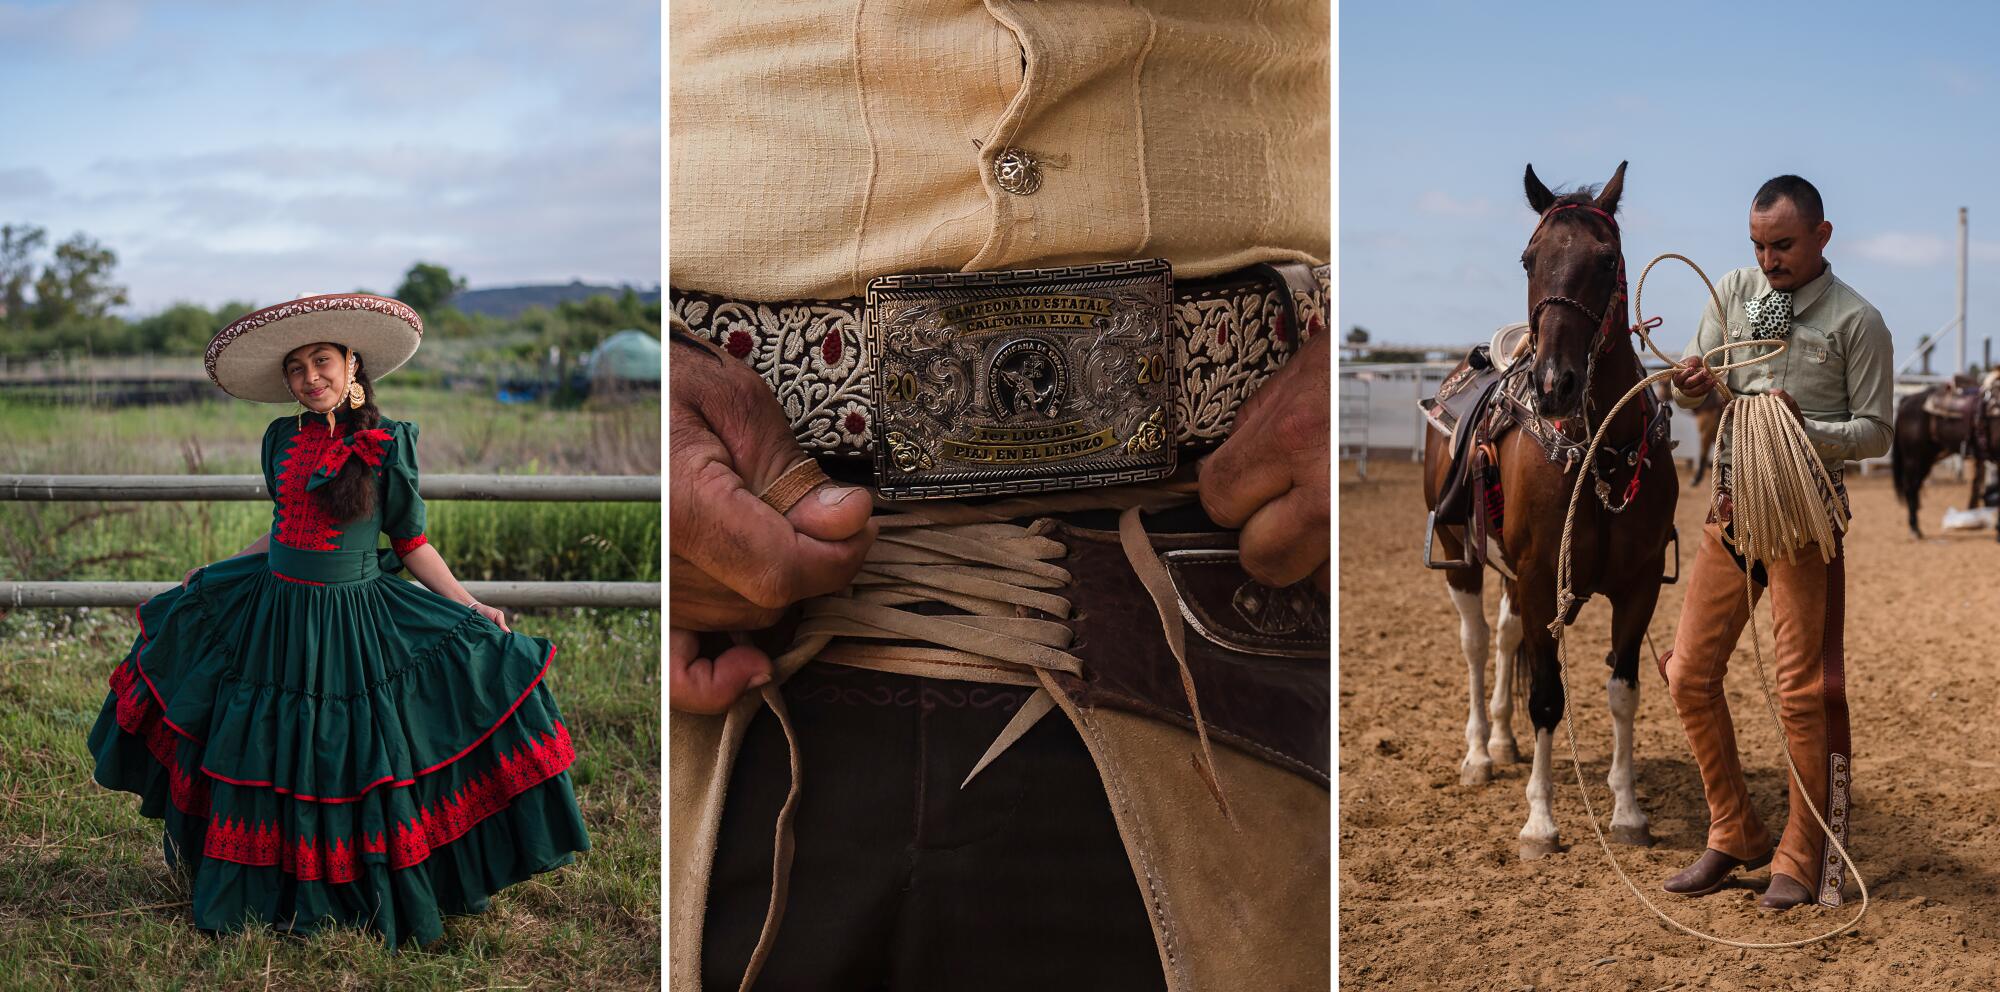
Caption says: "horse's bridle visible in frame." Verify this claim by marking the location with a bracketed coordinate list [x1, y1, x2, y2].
[1526, 202, 1631, 357]
[1520, 200, 1665, 512]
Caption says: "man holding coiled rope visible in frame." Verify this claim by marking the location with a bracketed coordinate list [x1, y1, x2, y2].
[1662, 175, 1894, 911]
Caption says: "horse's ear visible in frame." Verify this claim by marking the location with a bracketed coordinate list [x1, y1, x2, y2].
[1524, 164, 1556, 214]
[1595, 161, 1628, 215]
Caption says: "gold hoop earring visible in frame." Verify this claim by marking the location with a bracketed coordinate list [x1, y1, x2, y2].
[347, 380, 365, 408]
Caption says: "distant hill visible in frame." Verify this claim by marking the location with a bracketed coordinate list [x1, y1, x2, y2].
[448, 281, 662, 319]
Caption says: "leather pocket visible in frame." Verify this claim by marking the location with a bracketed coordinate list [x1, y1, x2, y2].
[1043, 522, 1329, 786]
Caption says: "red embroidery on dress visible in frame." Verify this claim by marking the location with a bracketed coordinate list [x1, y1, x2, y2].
[272, 571, 326, 587]
[109, 658, 211, 817]
[274, 424, 351, 550]
[390, 533, 428, 556]
[387, 723, 575, 869]
[200, 723, 575, 877]
[285, 836, 367, 884]
[204, 816, 281, 865]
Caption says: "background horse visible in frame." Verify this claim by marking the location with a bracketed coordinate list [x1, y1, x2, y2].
[1891, 383, 2000, 538]
[1422, 161, 1678, 859]
[1653, 379, 1724, 486]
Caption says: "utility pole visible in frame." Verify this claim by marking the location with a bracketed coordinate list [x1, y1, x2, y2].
[1960, 207, 1970, 376]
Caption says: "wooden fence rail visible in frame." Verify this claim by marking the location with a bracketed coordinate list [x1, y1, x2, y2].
[0, 581, 657, 609]
[0, 474, 659, 502]
[1, 474, 661, 609]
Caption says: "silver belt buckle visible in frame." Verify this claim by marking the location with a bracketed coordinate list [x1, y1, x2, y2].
[866, 260, 1178, 499]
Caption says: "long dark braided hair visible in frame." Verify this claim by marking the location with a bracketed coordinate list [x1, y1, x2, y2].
[306, 346, 384, 523]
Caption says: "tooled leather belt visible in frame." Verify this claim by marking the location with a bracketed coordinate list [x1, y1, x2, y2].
[671, 259, 1329, 499]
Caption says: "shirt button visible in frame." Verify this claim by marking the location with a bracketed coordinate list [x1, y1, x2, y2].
[994, 148, 1042, 196]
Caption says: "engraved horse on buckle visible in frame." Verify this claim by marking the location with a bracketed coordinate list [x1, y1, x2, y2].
[865, 260, 1178, 499]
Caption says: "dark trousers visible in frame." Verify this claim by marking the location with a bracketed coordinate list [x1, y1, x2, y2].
[701, 666, 1166, 991]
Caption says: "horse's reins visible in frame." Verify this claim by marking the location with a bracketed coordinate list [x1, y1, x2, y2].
[1543, 248, 1869, 948]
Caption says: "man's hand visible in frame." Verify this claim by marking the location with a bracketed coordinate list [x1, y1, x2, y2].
[1198, 329, 1330, 591]
[1673, 356, 1715, 399]
[1770, 387, 1804, 423]
[668, 330, 876, 714]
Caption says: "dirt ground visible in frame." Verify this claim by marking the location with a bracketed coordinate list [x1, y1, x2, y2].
[1338, 457, 2000, 990]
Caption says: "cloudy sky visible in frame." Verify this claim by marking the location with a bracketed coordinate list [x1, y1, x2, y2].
[1343, 1, 2000, 372]
[0, 0, 659, 314]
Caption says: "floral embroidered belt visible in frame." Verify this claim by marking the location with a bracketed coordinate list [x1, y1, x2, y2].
[671, 259, 1330, 498]
[266, 542, 404, 586]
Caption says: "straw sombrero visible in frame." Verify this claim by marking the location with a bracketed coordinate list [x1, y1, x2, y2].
[205, 294, 423, 403]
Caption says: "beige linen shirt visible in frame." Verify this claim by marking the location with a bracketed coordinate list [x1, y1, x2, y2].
[1674, 262, 1895, 468]
[669, 0, 1330, 301]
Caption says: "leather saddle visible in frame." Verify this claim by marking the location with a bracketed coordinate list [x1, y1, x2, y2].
[1923, 384, 1982, 420]
[1421, 345, 1522, 571]
[1923, 380, 2000, 460]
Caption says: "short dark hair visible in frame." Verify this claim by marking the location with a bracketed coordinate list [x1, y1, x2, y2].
[1753, 175, 1824, 226]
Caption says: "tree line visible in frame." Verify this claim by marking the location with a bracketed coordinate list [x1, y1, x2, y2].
[0, 224, 659, 361]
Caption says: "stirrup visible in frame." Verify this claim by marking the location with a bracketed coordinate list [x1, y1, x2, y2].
[1423, 510, 1477, 570]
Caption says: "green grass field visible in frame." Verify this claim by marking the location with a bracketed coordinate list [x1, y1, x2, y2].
[0, 388, 661, 989]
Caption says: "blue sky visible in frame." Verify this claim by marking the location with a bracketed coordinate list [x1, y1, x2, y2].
[0, 0, 659, 313]
[1342, 1, 2000, 372]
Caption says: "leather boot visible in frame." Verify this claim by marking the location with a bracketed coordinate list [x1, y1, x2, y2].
[1758, 872, 1815, 911]
[1662, 847, 1773, 897]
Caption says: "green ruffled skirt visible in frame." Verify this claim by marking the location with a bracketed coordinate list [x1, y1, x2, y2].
[86, 543, 590, 946]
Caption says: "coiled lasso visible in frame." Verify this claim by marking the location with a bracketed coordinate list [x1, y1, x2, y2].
[1548, 253, 1867, 949]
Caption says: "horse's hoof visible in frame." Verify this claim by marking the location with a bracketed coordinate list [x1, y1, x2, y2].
[1489, 740, 1520, 765]
[1519, 836, 1561, 861]
[1459, 759, 1493, 787]
[1609, 824, 1654, 847]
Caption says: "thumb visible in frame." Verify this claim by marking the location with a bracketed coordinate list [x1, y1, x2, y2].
[785, 481, 874, 542]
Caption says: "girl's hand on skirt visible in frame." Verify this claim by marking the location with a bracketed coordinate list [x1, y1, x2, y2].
[472, 602, 512, 632]
[182, 566, 202, 588]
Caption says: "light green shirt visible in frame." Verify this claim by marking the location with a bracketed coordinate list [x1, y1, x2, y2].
[1673, 261, 1895, 467]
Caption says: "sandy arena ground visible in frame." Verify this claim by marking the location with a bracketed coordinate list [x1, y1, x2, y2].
[1339, 458, 2000, 990]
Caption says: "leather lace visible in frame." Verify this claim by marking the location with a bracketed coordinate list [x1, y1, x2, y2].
[732, 482, 1229, 991]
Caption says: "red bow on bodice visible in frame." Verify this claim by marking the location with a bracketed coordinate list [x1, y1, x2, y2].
[305, 428, 393, 491]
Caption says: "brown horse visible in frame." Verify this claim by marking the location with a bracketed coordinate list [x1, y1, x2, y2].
[1891, 383, 2000, 539]
[1422, 162, 1678, 859]
[1653, 379, 1724, 486]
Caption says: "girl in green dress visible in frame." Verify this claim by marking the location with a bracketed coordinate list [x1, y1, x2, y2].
[87, 294, 590, 946]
